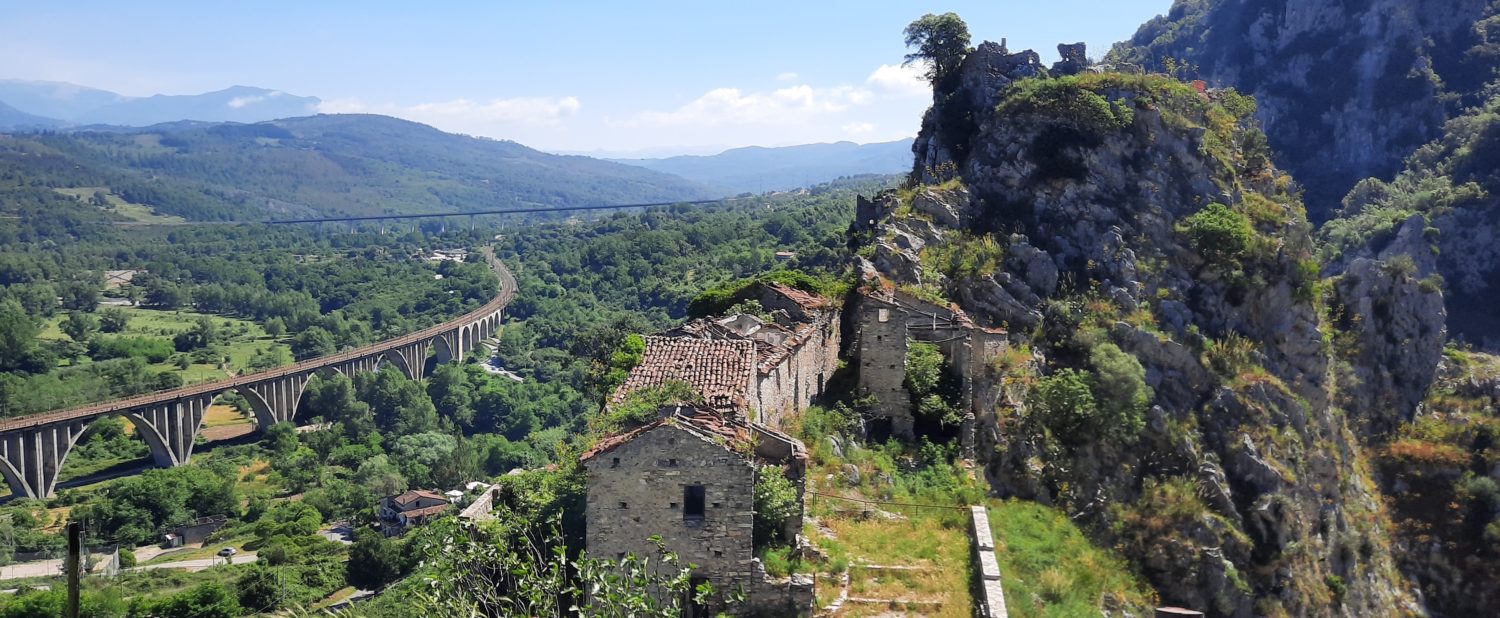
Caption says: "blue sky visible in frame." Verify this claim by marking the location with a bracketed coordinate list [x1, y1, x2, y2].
[0, 1, 1172, 155]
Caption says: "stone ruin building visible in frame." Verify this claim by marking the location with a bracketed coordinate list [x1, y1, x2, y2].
[580, 403, 813, 616]
[852, 280, 1008, 451]
[612, 282, 840, 428]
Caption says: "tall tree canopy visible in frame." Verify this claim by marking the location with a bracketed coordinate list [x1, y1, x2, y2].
[903, 12, 972, 86]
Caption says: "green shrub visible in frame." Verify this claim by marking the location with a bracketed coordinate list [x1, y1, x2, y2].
[904, 341, 946, 398]
[1179, 203, 1252, 261]
[1028, 368, 1098, 442]
[998, 77, 1135, 133]
[1419, 274, 1445, 294]
[753, 466, 799, 548]
[1381, 254, 1417, 279]
[1087, 343, 1150, 439]
[1324, 574, 1347, 605]
[1203, 332, 1257, 377]
[87, 335, 174, 363]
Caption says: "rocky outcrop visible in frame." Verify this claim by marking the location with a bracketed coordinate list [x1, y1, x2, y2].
[1109, 0, 1498, 221]
[1328, 258, 1447, 435]
[865, 42, 1414, 616]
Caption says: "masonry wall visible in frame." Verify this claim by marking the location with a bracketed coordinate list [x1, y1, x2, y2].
[585, 425, 758, 604]
[854, 297, 915, 439]
[754, 312, 841, 429]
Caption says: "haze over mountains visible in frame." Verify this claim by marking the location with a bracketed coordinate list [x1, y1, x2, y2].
[612, 139, 914, 194]
[0, 80, 321, 127]
[0, 79, 918, 219]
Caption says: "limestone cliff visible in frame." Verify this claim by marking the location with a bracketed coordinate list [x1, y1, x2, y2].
[1108, 0, 1500, 221]
[863, 43, 1414, 616]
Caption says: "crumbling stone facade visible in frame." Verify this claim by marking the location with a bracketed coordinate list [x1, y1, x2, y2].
[853, 287, 1007, 450]
[581, 404, 812, 616]
[620, 283, 841, 429]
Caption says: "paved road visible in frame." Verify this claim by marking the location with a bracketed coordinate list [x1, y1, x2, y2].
[133, 553, 258, 572]
[0, 553, 113, 581]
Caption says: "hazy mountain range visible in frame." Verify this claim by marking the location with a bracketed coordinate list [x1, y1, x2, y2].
[0, 80, 321, 127]
[611, 139, 914, 194]
[0, 79, 916, 220]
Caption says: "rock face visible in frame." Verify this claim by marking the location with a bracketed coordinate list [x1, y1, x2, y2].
[869, 43, 1413, 616]
[1328, 258, 1447, 435]
[1108, 0, 1498, 221]
[1320, 95, 1500, 353]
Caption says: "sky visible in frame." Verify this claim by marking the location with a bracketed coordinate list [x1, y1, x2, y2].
[0, 1, 1173, 156]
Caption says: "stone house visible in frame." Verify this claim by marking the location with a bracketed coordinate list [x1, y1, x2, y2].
[377, 489, 453, 535]
[580, 403, 813, 616]
[853, 283, 1007, 448]
[613, 283, 840, 428]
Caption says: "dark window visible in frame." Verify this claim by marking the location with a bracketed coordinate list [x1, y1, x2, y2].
[668, 458, 679, 467]
[619, 502, 628, 509]
[611, 457, 620, 468]
[684, 485, 706, 519]
[670, 502, 678, 509]
[711, 502, 721, 509]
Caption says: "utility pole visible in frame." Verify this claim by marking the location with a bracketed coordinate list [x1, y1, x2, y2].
[65, 521, 80, 618]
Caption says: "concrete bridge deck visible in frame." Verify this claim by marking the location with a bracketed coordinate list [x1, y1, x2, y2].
[0, 250, 516, 499]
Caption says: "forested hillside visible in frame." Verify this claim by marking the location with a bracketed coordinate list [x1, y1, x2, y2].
[0, 114, 715, 222]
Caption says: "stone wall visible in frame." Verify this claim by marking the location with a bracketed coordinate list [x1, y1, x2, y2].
[744, 560, 815, 617]
[969, 505, 1009, 618]
[753, 311, 841, 429]
[854, 295, 914, 438]
[853, 291, 1007, 445]
[587, 423, 774, 615]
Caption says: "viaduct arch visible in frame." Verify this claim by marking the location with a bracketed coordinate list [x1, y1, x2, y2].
[0, 253, 515, 499]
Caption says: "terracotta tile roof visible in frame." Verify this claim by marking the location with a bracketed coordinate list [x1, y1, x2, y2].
[611, 336, 754, 410]
[579, 404, 752, 462]
[392, 489, 446, 506]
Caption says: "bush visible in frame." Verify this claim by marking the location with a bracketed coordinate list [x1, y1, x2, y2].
[1179, 203, 1252, 261]
[1381, 254, 1418, 279]
[998, 77, 1135, 133]
[1028, 369, 1098, 443]
[753, 466, 799, 548]
[88, 335, 174, 363]
[1087, 343, 1150, 439]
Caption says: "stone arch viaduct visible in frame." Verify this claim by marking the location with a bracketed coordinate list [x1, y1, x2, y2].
[0, 253, 516, 499]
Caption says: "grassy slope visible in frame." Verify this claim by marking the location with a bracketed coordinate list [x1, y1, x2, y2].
[40, 305, 291, 385]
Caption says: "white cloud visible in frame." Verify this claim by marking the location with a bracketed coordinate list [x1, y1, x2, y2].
[227, 95, 264, 108]
[316, 96, 581, 127]
[228, 91, 285, 108]
[841, 122, 875, 136]
[866, 63, 929, 97]
[625, 84, 872, 128]
[776, 72, 799, 81]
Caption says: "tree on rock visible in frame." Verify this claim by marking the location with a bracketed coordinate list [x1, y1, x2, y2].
[904, 12, 971, 86]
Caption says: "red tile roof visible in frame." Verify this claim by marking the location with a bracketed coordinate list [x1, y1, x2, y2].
[579, 404, 752, 462]
[611, 336, 754, 411]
